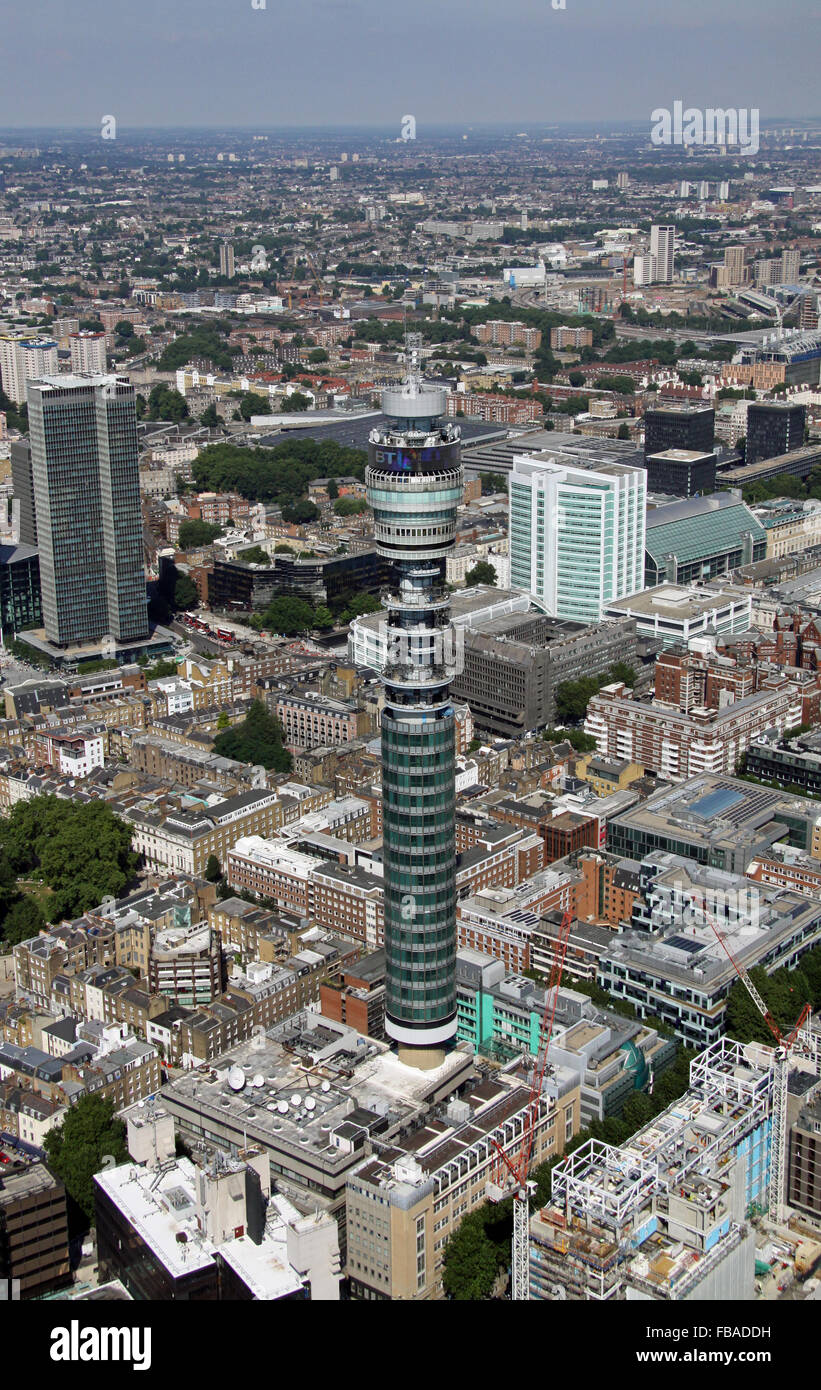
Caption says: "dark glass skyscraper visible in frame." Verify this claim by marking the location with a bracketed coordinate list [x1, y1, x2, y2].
[26, 375, 148, 648]
[644, 404, 715, 460]
[746, 401, 806, 466]
[366, 338, 463, 1069]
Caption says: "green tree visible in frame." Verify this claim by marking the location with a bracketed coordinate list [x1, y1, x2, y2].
[337, 592, 382, 623]
[256, 595, 316, 636]
[465, 560, 498, 587]
[147, 385, 189, 423]
[0, 796, 137, 921]
[281, 498, 319, 525]
[239, 546, 271, 565]
[442, 1210, 499, 1301]
[725, 967, 773, 1045]
[157, 325, 239, 373]
[145, 657, 178, 680]
[115, 320, 134, 338]
[205, 854, 222, 883]
[238, 391, 271, 420]
[216, 711, 230, 730]
[213, 700, 292, 773]
[617, 423, 630, 440]
[555, 662, 635, 724]
[333, 496, 368, 517]
[178, 519, 222, 550]
[191, 438, 366, 506]
[280, 391, 311, 413]
[479, 472, 507, 494]
[555, 676, 603, 723]
[313, 605, 334, 631]
[0, 850, 19, 920]
[308, 348, 329, 363]
[568, 370, 586, 387]
[609, 661, 636, 686]
[43, 1094, 128, 1222]
[173, 572, 199, 610]
[200, 403, 220, 427]
[2, 894, 46, 945]
[326, 477, 339, 499]
[594, 375, 635, 395]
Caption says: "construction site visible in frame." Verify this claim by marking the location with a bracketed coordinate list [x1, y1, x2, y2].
[530, 1037, 821, 1301]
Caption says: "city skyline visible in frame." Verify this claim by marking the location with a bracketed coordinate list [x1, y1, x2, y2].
[0, 0, 818, 1321]
[2, 0, 820, 128]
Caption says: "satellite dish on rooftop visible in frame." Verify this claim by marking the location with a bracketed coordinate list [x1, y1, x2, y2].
[304, 1097, 316, 1112]
[277, 1100, 289, 1114]
[291, 1093, 302, 1108]
[227, 1066, 246, 1091]
[252, 1073, 265, 1088]
[321, 1081, 331, 1093]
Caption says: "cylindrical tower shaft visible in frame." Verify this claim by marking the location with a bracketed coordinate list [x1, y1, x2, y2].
[366, 338, 463, 1068]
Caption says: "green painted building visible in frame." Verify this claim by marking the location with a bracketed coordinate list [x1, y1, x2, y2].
[456, 949, 675, 1123]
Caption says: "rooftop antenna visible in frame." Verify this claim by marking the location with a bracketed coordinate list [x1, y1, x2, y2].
[403, 331, 424, 395]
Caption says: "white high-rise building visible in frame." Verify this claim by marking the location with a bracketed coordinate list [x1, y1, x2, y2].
[633, 255, 657, 287]
[780, 248, 800, 283]
[69, 331, 107, 375]
[219, 240, 235, 279]
[649, 225, 675, 283]
[0, 336, 59, 405]
[509, 452, 646, 624]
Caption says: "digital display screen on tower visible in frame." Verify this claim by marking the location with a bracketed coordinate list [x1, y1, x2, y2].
[372, 445, 454, 473]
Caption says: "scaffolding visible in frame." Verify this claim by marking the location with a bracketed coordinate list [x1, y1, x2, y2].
[552, 1139, 659, 1231]
[533, 1037, 774, 1299]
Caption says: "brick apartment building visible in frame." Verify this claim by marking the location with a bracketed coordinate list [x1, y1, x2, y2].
[274, 692, 365, 750]
[586, 674, 821, 780]
[475, 320, 543, 350]
[319, 950, 386, 1038]
[228, 829, 548, 954]
[445, 393, 543, 425]
[569, 849, 643, 929]
[654, 647, 756, 710]
[550, 326, 594, 350]
[181, 492, 252, 528]
[655, 642, 821, 720]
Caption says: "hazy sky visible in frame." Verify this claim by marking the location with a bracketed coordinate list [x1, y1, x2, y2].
[1, 0, 819, 130]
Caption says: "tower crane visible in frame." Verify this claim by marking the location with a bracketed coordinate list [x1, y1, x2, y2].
[305, 253, 326, 308]
[771, 289, 803, 343]
[690, 892, 815, 1224]
[486, 909, 574, 1300]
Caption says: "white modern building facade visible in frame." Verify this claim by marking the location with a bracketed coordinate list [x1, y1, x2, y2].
[348, 585, 529, 670]
[509, 453, 646, 624]
[69, 331, 108, 375]
[0, 336, 58, 405]
[650, 225, 675, 283]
